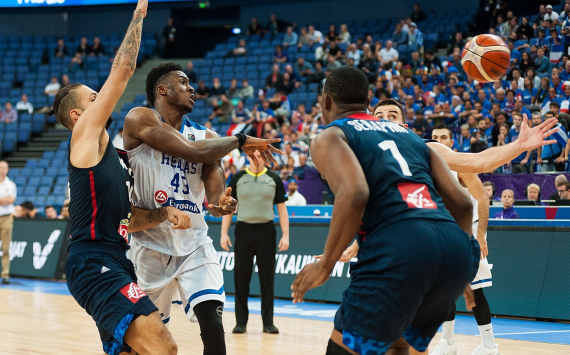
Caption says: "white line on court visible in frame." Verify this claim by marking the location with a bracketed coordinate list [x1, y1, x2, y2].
[492, 330, 570, 336]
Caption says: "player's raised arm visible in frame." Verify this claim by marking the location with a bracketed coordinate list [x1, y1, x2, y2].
[124, 107, 283, 164]
[291, 127, 368, 303]
[428, 145, 473, 235]
[70, 0, 147, 167]
[430, 115, 558, 173]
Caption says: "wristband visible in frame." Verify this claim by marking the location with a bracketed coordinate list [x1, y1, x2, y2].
[234, 132, 246, 148]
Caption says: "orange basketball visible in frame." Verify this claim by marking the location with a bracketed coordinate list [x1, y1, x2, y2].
[461, 34, 511, 83]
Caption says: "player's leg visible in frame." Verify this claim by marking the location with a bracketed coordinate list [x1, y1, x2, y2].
[122, 311, 178, 355]
[471, 288, 499, 355]
[254, 222, 277, 332]
[194, 300, 226, 355]
[233, 222, 256, 331]
[429, 305, 457, 355]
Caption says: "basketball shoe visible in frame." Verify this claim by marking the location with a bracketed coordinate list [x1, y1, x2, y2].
[429, 338, 457, 355]
[472, 343, 500, 355]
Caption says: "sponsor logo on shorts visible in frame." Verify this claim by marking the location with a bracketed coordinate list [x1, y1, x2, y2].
[155, 190, 168, 204]
[119, 282, 146, 303]
[397, 183, 436, 209]
[101, 266, 110, 274]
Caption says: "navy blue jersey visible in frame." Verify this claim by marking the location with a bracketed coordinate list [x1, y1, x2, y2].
[327, 113, 455, 239]
[68, 138, 133, 249]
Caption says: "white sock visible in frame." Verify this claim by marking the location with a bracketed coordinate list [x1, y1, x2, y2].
[442, 320, 455, 344]
[478, 324, 496, 349]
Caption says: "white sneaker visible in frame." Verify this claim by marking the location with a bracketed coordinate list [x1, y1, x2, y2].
[471, 343, 500, 355]
[429, 338, 457, 355]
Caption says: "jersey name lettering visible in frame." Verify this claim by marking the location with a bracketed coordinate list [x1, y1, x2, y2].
[347, 119, 409, 133]
[160, 153, 198, 174]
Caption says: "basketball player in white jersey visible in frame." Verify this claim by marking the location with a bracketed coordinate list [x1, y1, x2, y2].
[123, 62, 283, 355]
[429, 124, 498, 355]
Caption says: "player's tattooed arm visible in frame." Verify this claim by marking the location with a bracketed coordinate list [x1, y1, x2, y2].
[112, 0, 146, 73]
[128, 205, 191, 233]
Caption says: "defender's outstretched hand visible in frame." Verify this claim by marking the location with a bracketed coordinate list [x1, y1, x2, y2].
[242, 137, 284, 166]
[517, 114, 559, 151]
[208, 187, 237, 216]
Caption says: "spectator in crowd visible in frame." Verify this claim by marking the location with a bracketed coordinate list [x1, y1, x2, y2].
[295, 57, 315, 81]
[297, 27, 312, 48]
[0, 160, 16, 284]
[283, 26, 298, 47]
[315, 40, 330, 63]
[227, 39, 248, 57]
[277, 73, 295, 95]
[545, 4, 559, 26]
[247, 17, 264, 36]
[61, 74, 70, 88]
[195, 80, 210, 100]
[284, 178, 307, 206]
[408, 22, 424, 48]
[424, 49, 442, 69]
[555, 179, 570, 200]
[507, 112, 531, 173]
[184, 61, 197, 82]
[265, 64, 283, 89]
[308, 25, 324, 44]
[447, 32, 466, 55]
[326, 24, 338, 42]
[59, 200, 69, 219]
[483, 181, 501, 205]
[44, 76, 61, 97]
[539, 111, 567, 172]
[238, 79, 254, 100]
[535, 47, 552, 74]
[517, 16, 534, 39]
[2, 103, 17, 123]
[44, 205, 58, 219]
[69, 52, 84, 73]
[345, 44, 361, 67]
[292, 153, 308, 180]
[54, 38, 69, 58]
[273, 45, 289, 63]
[267, 14, 284, 36]
[325, 54, 342, 72]
[359, 49, 379, 83]
[16, 94, 33, 114]
[518, 53, 535, 78]
[209, 94, 233, 124]
[163, 17, 177, 58]
[534, 4, 547, 28]
[19, 201, 40, 219]
[89, 37, 106, 56]
[112, 127, 124, 149]
[526, 183, 544, 205]
[328, 41, 344, 60]
[410, 3, 426, 23]
[228, 100, 254, 135]
[379, 40, 399, 68]
[210, 77, 225, 98]
[494, 189, 519, 219]
[339, 24, 351, 44]
[393, 22, 409, 46]
[226, 79, 240, 99]
[76, 37, 91, 57]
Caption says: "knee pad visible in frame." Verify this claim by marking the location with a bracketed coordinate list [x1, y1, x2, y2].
[194, 301, 226, 355]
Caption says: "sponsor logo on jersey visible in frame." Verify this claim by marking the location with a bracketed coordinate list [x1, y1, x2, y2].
[188, 134, 195, 141]
[118, 213, 131, 243]
[162, 198, 201, 213]
[119, 282, 146, 303]
[155, 190, 168, 204]
[397, 183, 436, 209]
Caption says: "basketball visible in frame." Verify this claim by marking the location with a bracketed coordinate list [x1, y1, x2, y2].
[461, 34, 511, 83]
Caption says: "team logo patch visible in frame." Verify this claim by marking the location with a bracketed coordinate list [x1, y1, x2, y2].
[188, 134, 195, 141]
[397, 183, 436, 209]
[155, 190, 168, 204]
[119, 282, 146, 303]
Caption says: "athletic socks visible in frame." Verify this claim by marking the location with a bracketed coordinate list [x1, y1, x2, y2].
[478, 324, 497, 349]
[442, 320, 455, 344]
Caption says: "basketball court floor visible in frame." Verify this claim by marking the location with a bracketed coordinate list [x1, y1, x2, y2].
[1, 278, 569, 354]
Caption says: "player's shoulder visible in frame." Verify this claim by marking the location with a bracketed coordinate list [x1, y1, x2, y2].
[124, 107, 161, 127]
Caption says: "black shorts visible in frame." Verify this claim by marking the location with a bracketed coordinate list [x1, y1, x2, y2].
[66, 242, 157, 355]
[334, 220, 480, 354]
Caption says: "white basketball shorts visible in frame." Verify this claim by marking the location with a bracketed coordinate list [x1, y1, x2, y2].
[470, 221, 492, 290]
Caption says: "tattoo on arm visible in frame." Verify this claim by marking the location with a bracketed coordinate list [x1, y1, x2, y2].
[112, 10, 144, 72]
[148, 207, 168, 224]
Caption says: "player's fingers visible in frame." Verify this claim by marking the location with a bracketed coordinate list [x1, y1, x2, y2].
[543, 127, 560, 139]
[268, 138, 282, 144]
[224, 187, 232, 196]
[268, 145, 285, 155]
[541, 139, 558, 146]
[314, 254, 323, 260]
[264, 150, 279, 165]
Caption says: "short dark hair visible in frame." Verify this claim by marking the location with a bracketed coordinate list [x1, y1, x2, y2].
[432, 123, 453, 138]
[21, 201, 35, 210]
[545, 111, 555, 117]
[559, 181, 570, 190]
[323, 66, 369, 108]
[45, 205, 55, 210]
[48, 83, 84, 130]
[495, 111, 507, 119]
[373, 98, 406, 124]
[145, 62, 183, 107]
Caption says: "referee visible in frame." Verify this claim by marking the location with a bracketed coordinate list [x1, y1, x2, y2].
[220, 150, 290, 335]
[0, 161, 16, 285]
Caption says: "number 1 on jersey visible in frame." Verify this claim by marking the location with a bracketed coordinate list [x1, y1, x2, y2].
[379, 140, 412, 176]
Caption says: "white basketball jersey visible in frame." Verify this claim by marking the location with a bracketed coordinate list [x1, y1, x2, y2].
[128, 116, 211, 256]
[451, 170, 479, 223]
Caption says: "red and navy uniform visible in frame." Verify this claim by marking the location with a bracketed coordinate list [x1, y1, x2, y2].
[65, 138, 157, 355]
[327, 113, 479, 354]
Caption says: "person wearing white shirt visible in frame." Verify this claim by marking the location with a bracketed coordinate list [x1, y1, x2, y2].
[285, 179, 306, 206]
[0, 161, 16, 284]
[15, 94, 33, 114]
[346, 44, 361, 67]
[545, 5, 560, 26]
[308, 25, 324, 44]
[44, 76, 61, 97]
[379, 40, 399, 67]
[112, 128, 124, 149]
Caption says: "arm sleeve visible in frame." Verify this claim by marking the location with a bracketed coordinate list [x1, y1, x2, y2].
[268, 172, 288, 204]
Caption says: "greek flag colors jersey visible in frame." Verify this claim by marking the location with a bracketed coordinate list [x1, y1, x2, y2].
[68, 138, 133, 249]
[128, 115, 210, 256]
[450, 170, 479, 223]
[326, 113, 455, 238]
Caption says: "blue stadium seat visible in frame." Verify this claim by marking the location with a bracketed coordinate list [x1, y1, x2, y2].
[31, 168, 45, 177]
[39, 176, 54, 187]
[14, 176, 27, 186]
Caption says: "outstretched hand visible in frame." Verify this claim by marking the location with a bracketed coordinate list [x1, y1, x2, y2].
[517, 114, 559, 151]
[242, 136, 284, 167]
[208, 187, 237, 216]
[135, 0, 148, 17]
